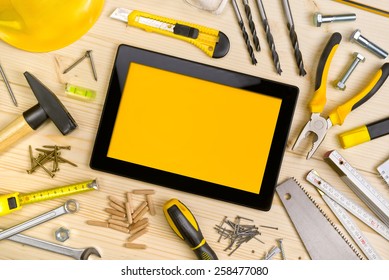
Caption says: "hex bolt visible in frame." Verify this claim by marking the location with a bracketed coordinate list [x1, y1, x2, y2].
[336, 52, 365, 91]
[350, 29, 388, 59]
[314, 12, 356, 27]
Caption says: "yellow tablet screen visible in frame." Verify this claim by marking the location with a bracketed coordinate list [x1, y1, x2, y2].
[107, 63, 282, 194]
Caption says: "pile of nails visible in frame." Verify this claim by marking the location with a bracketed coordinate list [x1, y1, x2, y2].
[215, 215, 264, 256]
[27, 145, 77, 178]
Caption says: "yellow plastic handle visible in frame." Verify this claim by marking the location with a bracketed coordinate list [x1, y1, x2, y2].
[128, 10, 220, 57]
[329, 63, 389, 126]
[309, 33, 342, 113]
[0, 192, 21, 216]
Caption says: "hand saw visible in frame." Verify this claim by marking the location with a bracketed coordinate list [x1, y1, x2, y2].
[110, 8, 230, 58]
[276, 178, 362, 260]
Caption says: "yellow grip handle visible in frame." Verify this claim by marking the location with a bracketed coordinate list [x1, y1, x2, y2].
[128, 10, 220, 57]
[309, 33, 342, 113]
[329, 63, 389, 126]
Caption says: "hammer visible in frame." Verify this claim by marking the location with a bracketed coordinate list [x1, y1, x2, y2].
[0, 72, 77, 153]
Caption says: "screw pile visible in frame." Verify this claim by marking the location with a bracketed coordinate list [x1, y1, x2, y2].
[215, 215, 263, 256]
[27, 145, 77, 177]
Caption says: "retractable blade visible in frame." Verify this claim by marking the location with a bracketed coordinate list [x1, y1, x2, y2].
[276, 178, 362, 260]
[110, 8, 230, 58]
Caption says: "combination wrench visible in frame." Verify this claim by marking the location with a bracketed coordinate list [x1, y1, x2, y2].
[5, 232, 101, 259]
[0, 199, 79, 241]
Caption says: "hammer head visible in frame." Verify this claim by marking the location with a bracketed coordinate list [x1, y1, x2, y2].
[24, 72, 77, 135]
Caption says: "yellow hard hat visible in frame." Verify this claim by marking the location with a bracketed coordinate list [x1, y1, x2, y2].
[0, 0, 104, 52]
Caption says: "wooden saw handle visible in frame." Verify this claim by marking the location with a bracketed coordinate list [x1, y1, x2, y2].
[0, 115, 34, 153]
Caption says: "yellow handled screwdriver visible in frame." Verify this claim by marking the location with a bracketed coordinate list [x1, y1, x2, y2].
[0, 179, 98, 216]
[110, 8, 230, 59]
[163, 198, 218, 260]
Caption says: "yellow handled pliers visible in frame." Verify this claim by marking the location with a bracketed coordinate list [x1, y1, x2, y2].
[293, 32, 389, 159]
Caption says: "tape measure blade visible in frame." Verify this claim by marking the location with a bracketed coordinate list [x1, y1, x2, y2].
[276, 178, 361, 260]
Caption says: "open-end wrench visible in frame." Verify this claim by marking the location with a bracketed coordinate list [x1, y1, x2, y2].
[5, 232, 101, 260]
[0, 200, 79, 241]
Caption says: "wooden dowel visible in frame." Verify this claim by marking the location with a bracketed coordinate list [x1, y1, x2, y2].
[129, 217, 149, 231]
[133, 206, 149, 223]
[130, 222, 149, 235]
[108, 195, 125, 208]
[132, 189, 155, 195]
[86, 220, 108, 227]
[105, 208, 126, 218]
[132, 201, 147, 218]
[126, 192, 134, 214]
[108, 219, 130, 228]
[109, 223, 130, 233]
[109, 201, 126, 213]
[125, 202, 133, 224]
[127, 228, 148, 242]
[110, 215, 127, 221]
[124, 243, 147, 249]
[146, 194, 156, 216]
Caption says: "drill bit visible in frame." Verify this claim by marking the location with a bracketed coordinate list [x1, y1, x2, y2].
[281, 0, 306, 76]
[255, 0, 282, 75]
[231, 0, 257, 65]
[242, 0, 261, 51]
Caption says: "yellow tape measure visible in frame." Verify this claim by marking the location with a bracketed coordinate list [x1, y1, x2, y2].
[0, 179, 98, 216]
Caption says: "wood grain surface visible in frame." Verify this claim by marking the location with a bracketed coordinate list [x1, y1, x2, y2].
[0, 0, 388, 260]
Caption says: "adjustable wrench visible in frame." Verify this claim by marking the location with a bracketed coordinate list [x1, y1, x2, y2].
[5, 232, 101, 260]
[0, 200, 79, 241]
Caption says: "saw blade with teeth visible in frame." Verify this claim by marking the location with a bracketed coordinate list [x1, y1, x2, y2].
[276, 178, 362, 260]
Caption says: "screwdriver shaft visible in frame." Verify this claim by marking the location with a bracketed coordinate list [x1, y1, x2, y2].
[0, 63, 18, 106]
[231, 0, 257, 65]
[243, 0, 261, 51]
[281, 0, 306, 76]
[255, 0, 282, 75]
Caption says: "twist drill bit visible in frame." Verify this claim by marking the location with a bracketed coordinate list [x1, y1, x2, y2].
[255, 0, 282, 75]
[242, 0, 261, 51]
[281, 0, 306, 76]
[231, 0, 257, 65]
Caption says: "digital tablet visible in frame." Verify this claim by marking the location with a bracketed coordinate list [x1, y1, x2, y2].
[90, 44, 298, 210]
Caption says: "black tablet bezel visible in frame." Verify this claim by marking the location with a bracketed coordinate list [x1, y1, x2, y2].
[90, 44, 299, 211]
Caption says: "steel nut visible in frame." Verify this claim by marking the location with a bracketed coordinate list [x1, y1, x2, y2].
[55, 227, 70, 242]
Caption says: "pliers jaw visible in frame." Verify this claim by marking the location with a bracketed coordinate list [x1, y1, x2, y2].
[292, 113, 332, 159]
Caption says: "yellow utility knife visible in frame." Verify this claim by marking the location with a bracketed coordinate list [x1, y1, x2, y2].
[110, 8, 230, 58]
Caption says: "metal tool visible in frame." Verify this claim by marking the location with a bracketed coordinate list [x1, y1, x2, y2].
[242, 0, 260, 51]
[338, 116, 389, 148]
[324, 150, 389, 227]
[333, 0, 389, 18]
[314, 13, 356, 27]
[163, 198, 218, 260]
[0, 200, 79, 241]
[231, 0, 257, 65]
[0, 72, 77, 154]
[378, 158, 389, 187]
[307, 170, 383, 259]
[336, 52, 365, 90]
[4, 230, 100, 260]
[0, 63, 17, 106]
[63, 50, 98, 81]
[255, 0, 282, 74]
[110, 7, 230, 59]
[350, 30, 388, 59]
[281, 0, 306, 76]
[0, 179, 97, 217]
[292, 32, 389, 159]
[276, 178, 361, 260]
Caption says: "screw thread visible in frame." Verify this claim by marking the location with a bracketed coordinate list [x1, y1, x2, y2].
[244, 3, 261, 51]
[239, 21, 257, 65]
[263, 19, 282, 75]
[288, 24, 306, 76]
